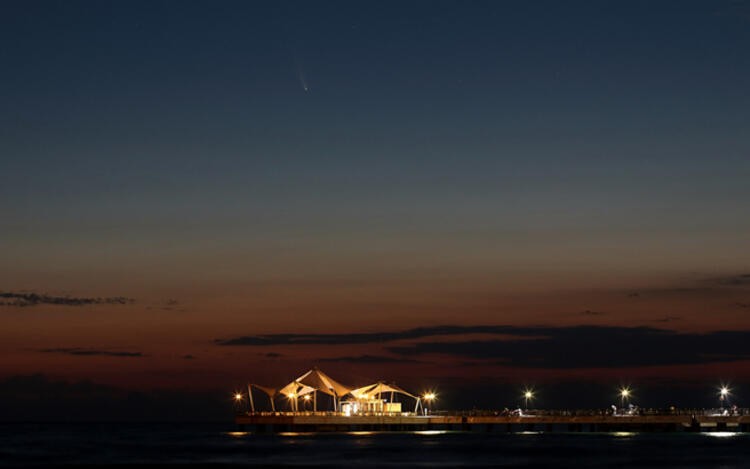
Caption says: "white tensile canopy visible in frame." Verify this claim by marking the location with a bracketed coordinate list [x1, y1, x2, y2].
[278, 381, 316, 398]
[294, 367, 352, 397]
[247, 383, 278, 412]
[247, 368, 421, 414]
[347, 382, 421, 413]
[349, 382, 417, 400]
[279, 367, 352, 411]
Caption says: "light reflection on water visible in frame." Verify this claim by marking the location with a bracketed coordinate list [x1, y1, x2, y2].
[705, 432, 739, 438]
[3, 424, 750, 466]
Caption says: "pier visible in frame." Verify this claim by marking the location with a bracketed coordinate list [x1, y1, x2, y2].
[236, 412, 750, 433]
[235, 368, 749, 433]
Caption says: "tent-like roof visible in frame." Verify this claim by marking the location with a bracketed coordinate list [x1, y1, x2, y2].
[250, 383, 277, 398]
[350, 383, 379, 399]
[349, 382, 417, 400]
[291, 367, 352, 397]
[278, 381, 316, 398]
[279, 367, 351, 398]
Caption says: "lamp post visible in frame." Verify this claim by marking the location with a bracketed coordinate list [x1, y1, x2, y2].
[234, 392, 244, 413]
[719, 386, 730, 409]
[423, 393, 436, 415]
[523, 389, 534, 411]
[303, 394, 311, 412]
[619, 387, 631, 409]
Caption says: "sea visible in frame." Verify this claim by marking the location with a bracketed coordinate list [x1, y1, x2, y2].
[1, 423, 750, 467]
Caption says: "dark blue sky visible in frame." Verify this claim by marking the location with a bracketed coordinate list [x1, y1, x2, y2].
[3, 1, 748, 233]
[1, 2, 750, 220]
[1, 1, 750, 400]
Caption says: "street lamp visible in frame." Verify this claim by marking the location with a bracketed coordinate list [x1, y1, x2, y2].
[233, 392, 244, 413]
[303, 394, 311, 411]
[423, 392, 436, 415]
[719, 386, 730, 409]
[523, 389, 535, 410]
[619, 387, 631, 408]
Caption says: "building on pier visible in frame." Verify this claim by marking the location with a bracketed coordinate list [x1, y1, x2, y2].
[245, 367, 421, 415]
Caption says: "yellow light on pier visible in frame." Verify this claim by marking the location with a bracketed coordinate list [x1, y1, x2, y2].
[523, 388, 535, 409]
[422, 392, 437, 415]
[619, 387, 632, 407]
[233, 392, 244, 412]
[719, 385, 731, 409]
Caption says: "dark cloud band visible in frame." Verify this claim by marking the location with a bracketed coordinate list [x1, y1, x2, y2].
[0, 292, 134, 307]
[387, 327, 750, 368]
[215, 325, 534, 346]
[40, 348, 143, 358]
[216, 324, 750, 369]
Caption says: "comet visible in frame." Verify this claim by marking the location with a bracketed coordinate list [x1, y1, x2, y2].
[294, 56, 309, 92]
[298, 71, 309, 92]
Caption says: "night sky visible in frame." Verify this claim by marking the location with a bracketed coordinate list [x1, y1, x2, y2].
[1, 0, 750, 419]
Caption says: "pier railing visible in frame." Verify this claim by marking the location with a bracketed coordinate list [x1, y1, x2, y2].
[236, 409, 750, 434]
[239, 408, 748, 418]
[443, 408, 748, 417]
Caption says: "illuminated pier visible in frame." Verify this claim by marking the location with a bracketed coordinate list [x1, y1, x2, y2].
[236, 413, 750, 433]
[235, 368, 748, 433]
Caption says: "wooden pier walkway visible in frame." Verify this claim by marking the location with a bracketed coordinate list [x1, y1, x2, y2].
[236, 413, 750, 433]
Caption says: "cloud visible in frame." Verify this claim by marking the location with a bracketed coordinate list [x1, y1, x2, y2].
[386, 326, 750, 368]
[0, 291, 134, 307]
[579, 310, 605, 316]
[319, 355, 422, 364]
[40, 348, 144, 358]
[160, 299, 184, 311]
[215, 323, 750, 369]
[145, 299, 187, 313]
[713, 274, 750, 287]
[653, 316, 682, 323]
[215, 325, 538, 346]
[627, 287, 717, 299]
[621, 273, 750, 300]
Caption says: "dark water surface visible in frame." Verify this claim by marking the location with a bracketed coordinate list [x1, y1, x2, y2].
[1, 423, 749, 467]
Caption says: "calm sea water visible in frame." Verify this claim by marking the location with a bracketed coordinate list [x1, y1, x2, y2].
[1, 423, 749, 467]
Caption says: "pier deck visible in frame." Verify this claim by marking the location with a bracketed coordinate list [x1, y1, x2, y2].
[235, 413, 750, 433]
